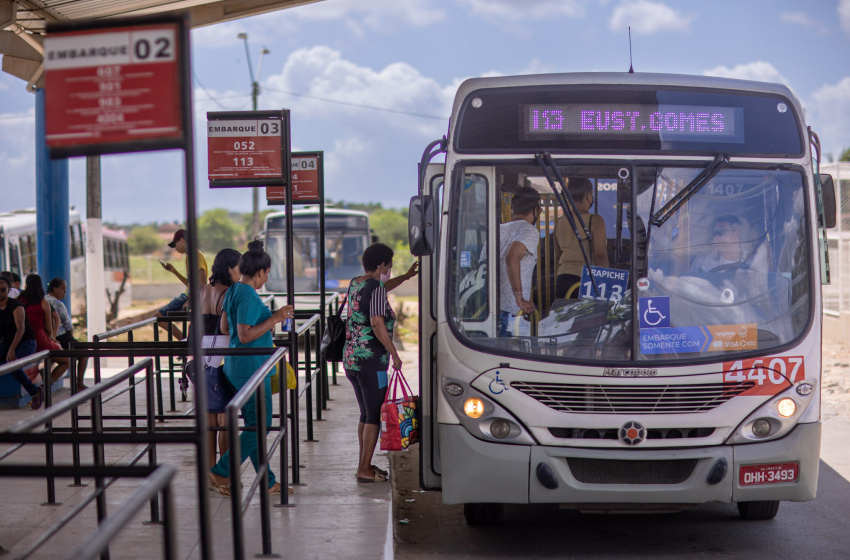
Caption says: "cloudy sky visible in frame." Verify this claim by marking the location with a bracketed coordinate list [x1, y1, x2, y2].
[1, 0, 850, 224]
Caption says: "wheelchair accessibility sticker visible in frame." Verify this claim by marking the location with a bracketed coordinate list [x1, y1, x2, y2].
[638, 297, 670, 328]
[489, 371, 509, 395]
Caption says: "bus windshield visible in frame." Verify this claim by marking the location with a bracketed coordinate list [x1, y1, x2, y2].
[447, 163, 811, 364]
[265, 212, 370, 293]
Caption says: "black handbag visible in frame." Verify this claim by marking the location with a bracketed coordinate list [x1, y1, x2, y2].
[320, 295, 348, 363]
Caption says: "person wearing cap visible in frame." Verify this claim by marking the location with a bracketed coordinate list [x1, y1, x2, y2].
[498, 186, 542, 337]
[157, 229, 209, 339]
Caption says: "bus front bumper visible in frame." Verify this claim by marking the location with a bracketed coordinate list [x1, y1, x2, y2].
[439, 422, 820, 505]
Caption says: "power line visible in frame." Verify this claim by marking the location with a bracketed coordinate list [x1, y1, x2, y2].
[191, 69, 250, 111]
[261, 87, 448, 121]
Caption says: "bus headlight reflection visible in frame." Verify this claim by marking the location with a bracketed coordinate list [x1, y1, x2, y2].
[464, 398, 485, 418]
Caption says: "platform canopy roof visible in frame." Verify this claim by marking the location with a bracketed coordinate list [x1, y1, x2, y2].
[1, 0, 322, 87]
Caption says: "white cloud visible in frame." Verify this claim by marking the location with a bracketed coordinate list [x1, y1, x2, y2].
[840, 0, 850, 34]
[703, 61, 789, 86]
[808, 77, 850, 159]
[262, 45, 453, 136]
[0, 109, 36, 213]
[609, 0, 693, 35]
[779, 11, 828, 35]
[458, 0, 584, 20]
[192, 0, 445, 47]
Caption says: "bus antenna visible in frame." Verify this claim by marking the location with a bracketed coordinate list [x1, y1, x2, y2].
[628, 27, 634, 73]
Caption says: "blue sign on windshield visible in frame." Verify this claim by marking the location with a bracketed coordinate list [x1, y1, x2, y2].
[579, 266, 629, 302]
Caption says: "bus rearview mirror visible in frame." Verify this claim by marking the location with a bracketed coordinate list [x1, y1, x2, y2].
[409, 195, 435, 256]
[819, 173, 836, 229]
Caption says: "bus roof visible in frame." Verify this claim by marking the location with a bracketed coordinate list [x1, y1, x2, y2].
[453, 71, 803, 123]
[265, 207, 371, 220]
[0, 208, 81, 236]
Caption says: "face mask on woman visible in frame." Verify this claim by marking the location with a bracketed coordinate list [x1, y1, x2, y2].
[380, 267, 392, 284]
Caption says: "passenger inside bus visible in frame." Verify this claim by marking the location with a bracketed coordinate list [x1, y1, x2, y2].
[553, 177, 609, 298]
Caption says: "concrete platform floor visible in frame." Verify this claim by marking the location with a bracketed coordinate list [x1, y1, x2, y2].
[0, 349, 420, 559]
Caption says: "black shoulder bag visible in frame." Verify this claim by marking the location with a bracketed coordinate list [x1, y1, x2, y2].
[320, 291, 349, 363]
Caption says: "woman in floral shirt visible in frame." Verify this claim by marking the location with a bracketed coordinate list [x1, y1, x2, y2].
[343, 243, 417, 482]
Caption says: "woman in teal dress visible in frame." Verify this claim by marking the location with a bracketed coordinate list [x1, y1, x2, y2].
[209, 240, 294, 496]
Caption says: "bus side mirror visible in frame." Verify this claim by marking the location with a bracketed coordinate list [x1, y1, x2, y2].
[820, 173, 837, 228]
[409, 195, 435, 256]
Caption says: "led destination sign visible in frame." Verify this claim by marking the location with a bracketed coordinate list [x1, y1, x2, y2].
[523, 103, 744, 143]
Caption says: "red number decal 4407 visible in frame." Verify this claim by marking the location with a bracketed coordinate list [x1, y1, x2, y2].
[723, 357, 804, 396]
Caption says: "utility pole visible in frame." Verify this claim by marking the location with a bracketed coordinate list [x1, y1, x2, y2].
[237, 32, 270, 241]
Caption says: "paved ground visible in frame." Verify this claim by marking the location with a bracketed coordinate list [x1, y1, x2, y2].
[0, 350, 418, 560]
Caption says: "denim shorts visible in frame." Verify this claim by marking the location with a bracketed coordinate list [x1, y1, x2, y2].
[159, 292, 188, 315]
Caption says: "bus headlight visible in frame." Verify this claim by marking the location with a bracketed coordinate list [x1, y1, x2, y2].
[777, 398, 796, 418]
[726, 380, 814, 445]
[752, 419, 772, 438]
[442, 377, 537, 445]
[490, 419, 511, 439]
[464, 398, 485, 418]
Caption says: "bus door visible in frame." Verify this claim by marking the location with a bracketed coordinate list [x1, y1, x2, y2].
[8, 239, 21, 280]
[419, 162, 444, 489]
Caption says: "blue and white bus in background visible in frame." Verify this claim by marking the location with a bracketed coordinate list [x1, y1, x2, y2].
[409, 72, 836, 524]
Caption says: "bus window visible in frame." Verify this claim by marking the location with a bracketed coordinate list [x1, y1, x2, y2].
[449, 173, 489, 327]
[20, 234, 37, 275]
[637, 167, 810, 358]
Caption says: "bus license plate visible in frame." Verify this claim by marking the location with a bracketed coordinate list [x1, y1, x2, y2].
[739, 462, 799, 486]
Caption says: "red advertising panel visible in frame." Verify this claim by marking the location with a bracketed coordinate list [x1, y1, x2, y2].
[44, 19, 186, 157]
[208, 118, 284, 185]
[267, 152, 323, 204]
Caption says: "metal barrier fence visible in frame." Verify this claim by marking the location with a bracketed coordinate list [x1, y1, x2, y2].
[0, 293, 339, 559]
[65, 465, 178, 560]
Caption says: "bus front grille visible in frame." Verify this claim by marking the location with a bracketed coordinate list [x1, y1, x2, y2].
[566, 458, 699, 485]
[512, 381, 753, 414]
[548, 427, 715, 440]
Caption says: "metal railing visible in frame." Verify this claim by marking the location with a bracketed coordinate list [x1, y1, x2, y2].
[64, 465, 178, 560]
[0, 292, 341, 559]
[0, 356, 176, 560]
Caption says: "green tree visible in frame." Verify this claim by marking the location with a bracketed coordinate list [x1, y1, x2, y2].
[369, 208, 413, 272]
[127, 226, 161, 255]
[198, 209, 240, 253]
[840, 148, 850, 162]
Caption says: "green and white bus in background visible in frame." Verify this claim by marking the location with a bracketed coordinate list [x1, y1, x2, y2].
[409, 72, 836, 524]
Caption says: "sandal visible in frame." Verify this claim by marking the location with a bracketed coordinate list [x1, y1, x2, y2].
[29, 386, 44, 410]
[268, 483, 294, 495]
[210, 483, 231, 498]
[371, 465, 388, 477]
[356, 471, 388, 483]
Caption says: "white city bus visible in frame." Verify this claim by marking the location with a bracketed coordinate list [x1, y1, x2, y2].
[409, 73, 837, 524]
[0, 208, 131, 313]
[263, 207, 373, 295]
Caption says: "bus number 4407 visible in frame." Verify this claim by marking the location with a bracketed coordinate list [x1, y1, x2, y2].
[723, 356, 804, 388]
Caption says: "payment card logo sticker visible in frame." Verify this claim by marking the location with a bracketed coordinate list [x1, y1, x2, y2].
[460, 251, 471, 268]
[707, 323, 757, 352]
[579, 266, 629, 302]
[638, 297, 670, 328]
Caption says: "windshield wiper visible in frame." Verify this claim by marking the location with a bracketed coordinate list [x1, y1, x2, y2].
[650, 155, 729, 227]
[534, 153, 599, 297]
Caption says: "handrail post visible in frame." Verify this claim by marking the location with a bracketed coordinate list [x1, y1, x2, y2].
[92, 389, 110, 560]
[167, 320, 177, 412]
[93, 334, 102, 384]
[153, 322, 165, 418]
[128, 330, 137, 429]
[304, 328, 315, 442]
[69, 354, 84, 487]
[275, 354, 292, 508]
[289, 337, 301, 485]
[255, 383, 275, 557]
[228, 402, 244, 560]
[43, 353, 58, 505]
[146, 361, 160, 524]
